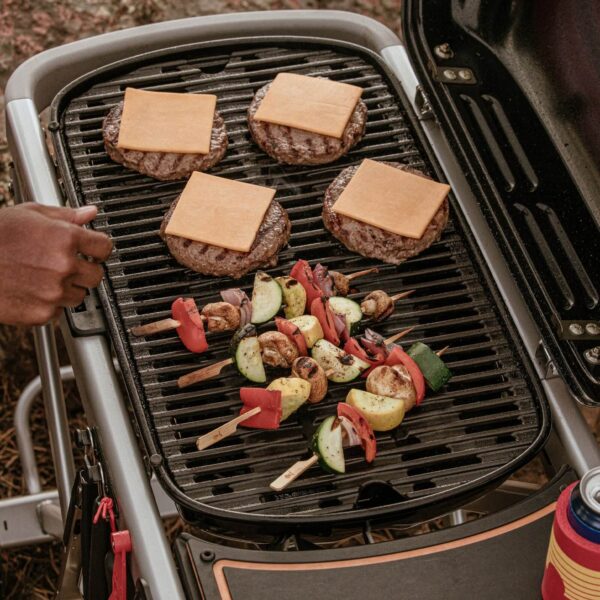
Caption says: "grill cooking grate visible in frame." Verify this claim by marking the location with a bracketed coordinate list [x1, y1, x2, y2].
[51, 39, 549, 528]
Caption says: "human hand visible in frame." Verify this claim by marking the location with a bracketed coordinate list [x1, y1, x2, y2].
[0, 203, 112, 326]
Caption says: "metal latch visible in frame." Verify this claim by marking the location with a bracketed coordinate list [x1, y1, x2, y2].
[415, 86, 434, 121]
[536, 341, 559, 380]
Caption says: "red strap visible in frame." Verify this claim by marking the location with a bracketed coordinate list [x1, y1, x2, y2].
[94, 497, 131, 600]
[109, 530, 132, 600]
[93, 497, 116, 533]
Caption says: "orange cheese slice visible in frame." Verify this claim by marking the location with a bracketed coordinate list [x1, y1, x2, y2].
[164, 172, 276, 253]
[117, 88, 216, 154]
[332, 159, 450, 240]
[252, 73, 363, 139]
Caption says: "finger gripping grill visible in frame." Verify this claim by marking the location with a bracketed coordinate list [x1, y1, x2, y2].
[50, 38, 550, 531]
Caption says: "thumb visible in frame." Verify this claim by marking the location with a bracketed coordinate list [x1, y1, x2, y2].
[27, 204, 98, 225]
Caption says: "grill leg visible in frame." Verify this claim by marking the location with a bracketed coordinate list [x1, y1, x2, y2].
[15, 364, 78, 496]
[32, 324, 75, 521]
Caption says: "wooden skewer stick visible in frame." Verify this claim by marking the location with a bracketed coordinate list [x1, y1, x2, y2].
[390, 289, 416, 302]
[178, 358, 233, 389]
[131, 318, 181, 337]
[436, 346, 450, 357]
[346, 267, 379, 282]
[270, 454, 319, 492]
[196, 406, 261, 451]
[131, 314, 210, 337]
[384, 326, 415, 345]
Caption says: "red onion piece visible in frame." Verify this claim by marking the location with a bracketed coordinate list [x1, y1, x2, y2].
[332, 310, 349, 343]
[339, 416, 361, 447]
[360, 328, 388, 359]
[313, 263, 335, 297]
[221, 288, 252, 327]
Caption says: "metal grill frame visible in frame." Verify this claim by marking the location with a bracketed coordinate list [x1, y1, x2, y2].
[50, 36, 551, 530]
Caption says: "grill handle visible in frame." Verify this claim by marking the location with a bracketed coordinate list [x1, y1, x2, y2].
[4, 11, 399, 108]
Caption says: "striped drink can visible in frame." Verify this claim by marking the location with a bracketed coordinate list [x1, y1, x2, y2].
[542, 468, 600, 599]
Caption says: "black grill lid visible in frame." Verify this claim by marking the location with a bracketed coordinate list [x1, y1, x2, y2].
[50, 37, 549, 530]
[403, 0, 600, 404]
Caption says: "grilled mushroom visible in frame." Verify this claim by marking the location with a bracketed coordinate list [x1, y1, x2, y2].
[329, 267, 379, 296]
[201, 302, 241, 332]
[291, 356, 328, 403]
[360, 290, 394, 321]
[258, 331, 299, 368]
[366, 364, 417, 410]
[330, 271, 350, 296]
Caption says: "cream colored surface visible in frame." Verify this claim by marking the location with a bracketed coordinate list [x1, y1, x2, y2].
[164, 172, 276, 252]
[252, 73, 363, 139]
[332, 159, 450, 239]
[117, 88, 216, 154]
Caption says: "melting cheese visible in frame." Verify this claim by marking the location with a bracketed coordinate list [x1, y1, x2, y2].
[164, 172, 276, 253]
[117, 88, 216, 154]
[332, 159, 450, 239]
[252, 73, 363, 139]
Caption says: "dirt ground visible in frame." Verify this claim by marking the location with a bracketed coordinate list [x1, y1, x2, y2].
[0, 1, 597, 598]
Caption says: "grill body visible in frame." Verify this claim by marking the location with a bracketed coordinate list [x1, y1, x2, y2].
[50, 37, 549, 529]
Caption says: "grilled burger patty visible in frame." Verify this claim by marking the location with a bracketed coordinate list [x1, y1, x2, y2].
[103, 101, 228, 181]
[247, 81, 368, 165]
[160, 197, 291, 279]
[322, 162, 449, 264]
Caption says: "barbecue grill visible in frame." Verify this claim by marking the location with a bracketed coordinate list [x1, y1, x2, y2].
[3, 3, 600, 599]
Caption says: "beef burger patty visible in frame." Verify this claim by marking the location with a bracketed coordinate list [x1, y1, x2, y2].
[247, 81, 367, 165]
[103, 101, 228, 181]
[160, 197, 291, 279]
[322, 162, 449, 264]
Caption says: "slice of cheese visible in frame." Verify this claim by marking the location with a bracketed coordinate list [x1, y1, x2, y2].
[252, 73, 363, 139]
[332, 159, 450, 240]
[117, 88, 216, 154]
[164, 172, 276, 253]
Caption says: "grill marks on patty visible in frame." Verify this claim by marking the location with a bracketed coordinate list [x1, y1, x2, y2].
[160, 196, 291, 279]
[102, 101, 228, 180]
[247, 81, 368, 165]
[322, 162, 450, 264]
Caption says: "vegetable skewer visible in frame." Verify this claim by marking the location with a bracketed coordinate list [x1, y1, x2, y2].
[194, 346, 449, 454]
[194, 382, 307, 451]
[131, 298, 210, 354]
[270, 345, 451, 491]
[130, 293, 248, 352]
[177, 326, 415, 388]
[270, 404, 376, 491]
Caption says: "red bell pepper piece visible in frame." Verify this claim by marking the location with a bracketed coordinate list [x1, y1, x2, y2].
[344, 338, 385, 377]
[337, 403, 377, 463]
[310, 297, 340, 346]
[385, 347, 426, 406]
[275, 317, 308, 356]
[239, 388, 282, 429]
[290, 260, 323, 306]
[171, 298, 208, 353]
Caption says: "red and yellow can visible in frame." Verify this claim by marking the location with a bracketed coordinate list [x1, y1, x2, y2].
[542, 477, 600, 599]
